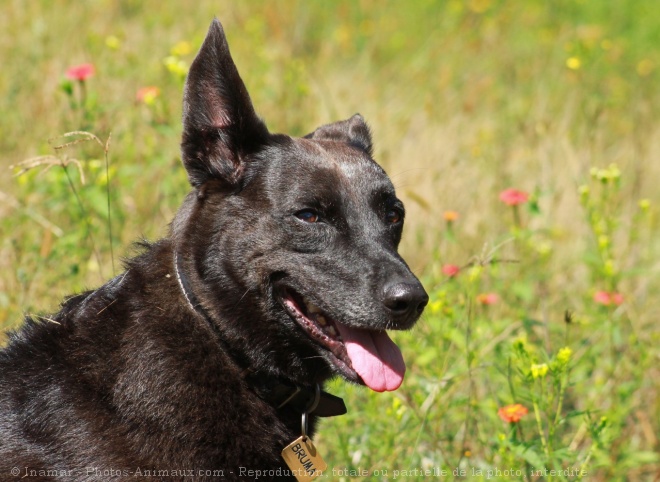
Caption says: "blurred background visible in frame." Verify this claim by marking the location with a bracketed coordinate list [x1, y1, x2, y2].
[1, 1, 658, 480]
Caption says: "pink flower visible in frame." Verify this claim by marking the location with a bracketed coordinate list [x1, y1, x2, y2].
[477, 293, 499, 305]
[593, 291, 611, 305]
[66, 63, 95, 81]
[594, 291, 624, 306]
[442, 264, 460, 277]
[499, 188, 529, 206]
[611, 293, 624, 306]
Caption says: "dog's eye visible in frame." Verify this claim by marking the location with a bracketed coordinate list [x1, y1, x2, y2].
[295, 209, 320, 223]
[385, 209, 402, 224]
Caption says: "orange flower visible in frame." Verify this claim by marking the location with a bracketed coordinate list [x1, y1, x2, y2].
[443, 210, 459, 222]
[477, 293, 499, 305]
[65, 63, 95, 81]
[499, 188, 529, 206]
[442, 264, 460, 277]
[498, 404, 528, 423]
[136, 86, 161, 105]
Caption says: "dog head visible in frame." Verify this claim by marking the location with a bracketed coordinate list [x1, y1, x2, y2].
[173, 19, 428, 392]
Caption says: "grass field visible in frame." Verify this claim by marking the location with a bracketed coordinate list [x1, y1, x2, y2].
[1, 1, 659, 480]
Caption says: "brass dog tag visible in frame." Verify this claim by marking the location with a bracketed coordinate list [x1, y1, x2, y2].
[281, 435, 327, 481]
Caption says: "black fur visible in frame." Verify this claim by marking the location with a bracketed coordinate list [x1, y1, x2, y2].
[0, 19, 427, 481]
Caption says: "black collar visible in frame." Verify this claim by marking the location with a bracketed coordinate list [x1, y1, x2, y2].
[243, 370, 346, 418]
[173, 252, 346, 418]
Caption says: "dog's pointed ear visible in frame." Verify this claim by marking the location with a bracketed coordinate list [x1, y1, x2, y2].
[181, 18, 269, 188]
[304, 114, 373, 156]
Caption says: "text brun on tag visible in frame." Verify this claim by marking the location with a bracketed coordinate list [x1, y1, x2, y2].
[281, 436, 327, 482]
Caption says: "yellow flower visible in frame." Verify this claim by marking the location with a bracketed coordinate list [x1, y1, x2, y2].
[531, 363, 549, 379]
[427, 300, 443, 315]
[607, 163, 621, 180]
[105, 35, 121, 50]
[566, 57, 581, 70]
[163, 56, 188, 77]
[536, 241, 552, 256]
[557, 347, 572, 365]
[591, 163, 621, 184]
[639, 199, 651, 211]
[171, 41, 193, 57]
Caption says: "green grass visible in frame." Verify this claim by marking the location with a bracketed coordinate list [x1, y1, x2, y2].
[1, 1, 659, 480]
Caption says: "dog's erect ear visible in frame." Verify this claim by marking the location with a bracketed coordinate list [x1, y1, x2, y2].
[304, 114, 373, 156]
[181, 18, 269, 188]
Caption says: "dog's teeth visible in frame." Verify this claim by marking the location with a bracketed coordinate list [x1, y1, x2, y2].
[327, 325, 337, 337]
[317, 315, 327, 326]
[308, 303, 321, 314]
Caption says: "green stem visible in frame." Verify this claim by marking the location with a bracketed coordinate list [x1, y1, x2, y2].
[103, 138, 115, 275]
[552, 373, 567, 435]
[512, 204, 521, 228]
[61, 163, 104, 280]
[459, 297, 475, 464]
[532, 397, 550, 476]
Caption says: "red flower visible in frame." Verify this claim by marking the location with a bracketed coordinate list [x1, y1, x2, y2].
[477, 293, 499, 305]
[66, 63, 95, 81]
[442, 264, 460, 277]
[498, 404, 528, 423]
[499, 188, 529, 206]
[594, 291, 624, 306]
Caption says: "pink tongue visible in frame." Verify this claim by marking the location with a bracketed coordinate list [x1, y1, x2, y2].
[335, 323, 406, 392]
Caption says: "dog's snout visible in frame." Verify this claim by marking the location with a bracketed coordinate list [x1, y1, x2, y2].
[382, 281, 429, 322]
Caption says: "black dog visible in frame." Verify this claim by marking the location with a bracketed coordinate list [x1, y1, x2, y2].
[0, 19, 427, 480]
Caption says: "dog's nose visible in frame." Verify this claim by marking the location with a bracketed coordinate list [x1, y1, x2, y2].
[382, 281, 429, 322]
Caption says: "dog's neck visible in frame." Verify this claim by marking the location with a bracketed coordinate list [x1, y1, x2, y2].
[173, 251, 206, 315]
[173, 250, 347, 419]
